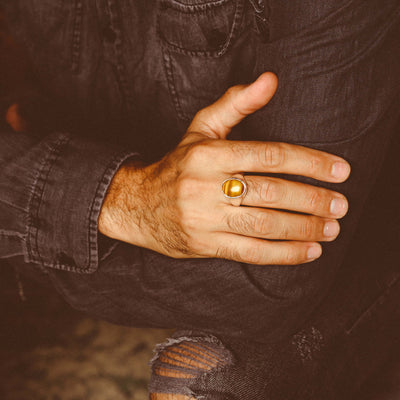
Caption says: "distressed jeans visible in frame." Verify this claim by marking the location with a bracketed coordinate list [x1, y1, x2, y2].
[2, 0, 400, 398]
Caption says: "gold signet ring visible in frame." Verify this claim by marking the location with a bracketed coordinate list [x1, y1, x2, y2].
[222, 177, 248, 199]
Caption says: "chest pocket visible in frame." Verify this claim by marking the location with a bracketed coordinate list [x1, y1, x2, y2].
[157, 0, 250, 122]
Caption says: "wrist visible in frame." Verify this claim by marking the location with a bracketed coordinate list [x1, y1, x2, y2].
[98, 160, 147, 246]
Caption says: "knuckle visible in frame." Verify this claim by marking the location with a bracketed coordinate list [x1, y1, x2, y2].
[224, 86, 240, 100]
[176, 176, 203, 203]
[254, 214, 273, 236]
[241, 246, 262, 264]
[261, 143, 285, 169]
[217, 244, 261, 264]
[257, 180, 279, 204]
[227, 213, 256, 234]
[224, 86, 247, 119]
[300, 219, 315, 238]
[194, 108, 209, 122]
[229, 141, 248, 159]
[185, 141, 213, 166]
[283, 248, 299, 265]
[280, 222, 291, 240]
[179, 208, 194, 232]
[308, 190, 322, 213]
[175, 176, 191, 199]
[309, 157, 322, 175]
[216, 245, 230, 260]
[187, 236, 207, 256]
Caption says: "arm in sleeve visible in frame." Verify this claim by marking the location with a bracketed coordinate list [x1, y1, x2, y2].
[0, 125, 137, 273]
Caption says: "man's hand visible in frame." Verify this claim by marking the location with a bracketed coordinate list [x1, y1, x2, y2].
[99, 72, 350, 265]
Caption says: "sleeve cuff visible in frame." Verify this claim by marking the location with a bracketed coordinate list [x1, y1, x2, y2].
[25, 132, 138, 273]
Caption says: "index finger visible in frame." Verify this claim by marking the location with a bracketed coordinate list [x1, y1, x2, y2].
[219, 141, 351, 183]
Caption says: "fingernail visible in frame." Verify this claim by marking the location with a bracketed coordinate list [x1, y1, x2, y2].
[324, 221, 340, 238]
[331, 162, 350, 180]
[307, 245, 322, 260]
[330, 198, 348, 217]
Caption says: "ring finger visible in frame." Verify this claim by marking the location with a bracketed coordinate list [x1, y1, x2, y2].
[241, 175, 348, 218]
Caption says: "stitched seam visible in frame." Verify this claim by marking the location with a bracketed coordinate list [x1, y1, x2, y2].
[26, 134, 70, 267]
[30, 150, 137, 273]
[248, 0, 264, 13]
[219, 0, 245, 55]
[0, 198, 27, 213]
[107, 0, 135, 113]
[71, 0, 83, 73]
[162, 47, 186, 120]
[160, 0, 230, 13]
[0, 231, 26, 240]
[85, 150, 138, 273]
[158, 0, 245, 121]
[24, 146, 136, 274]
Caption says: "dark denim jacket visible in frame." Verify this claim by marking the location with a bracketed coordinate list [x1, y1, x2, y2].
[0, 0, 399, 343]
[0, 0, 261, 273]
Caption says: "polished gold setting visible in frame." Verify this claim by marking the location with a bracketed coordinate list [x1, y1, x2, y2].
[222, 177, 247, 199]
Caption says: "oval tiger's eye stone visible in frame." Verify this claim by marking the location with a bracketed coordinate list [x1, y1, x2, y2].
[222, 179, 245, 198]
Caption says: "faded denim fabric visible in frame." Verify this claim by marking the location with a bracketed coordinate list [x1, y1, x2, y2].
[0, 0, 400, 398]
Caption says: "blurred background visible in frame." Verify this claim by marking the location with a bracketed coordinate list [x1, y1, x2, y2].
[0, 265, 171, 400]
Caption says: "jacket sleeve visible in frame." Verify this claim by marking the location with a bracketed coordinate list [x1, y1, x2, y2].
[0, 125, 137, 273]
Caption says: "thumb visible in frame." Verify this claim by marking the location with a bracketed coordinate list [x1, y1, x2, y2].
[186, 72, 278, 141]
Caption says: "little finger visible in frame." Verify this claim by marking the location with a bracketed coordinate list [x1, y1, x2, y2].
[214, 233, 322, 265]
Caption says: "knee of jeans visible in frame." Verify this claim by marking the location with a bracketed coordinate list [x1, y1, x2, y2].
[149, 332, 234, 400]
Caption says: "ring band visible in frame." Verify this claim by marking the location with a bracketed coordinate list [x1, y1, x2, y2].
[222, 177, 248, 199]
